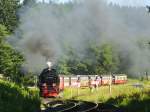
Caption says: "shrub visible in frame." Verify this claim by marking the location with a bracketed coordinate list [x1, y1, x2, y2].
[0, 79, 40, 112]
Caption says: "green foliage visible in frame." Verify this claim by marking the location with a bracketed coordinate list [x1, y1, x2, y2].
[0, 79, 40, 112]
[57, 42, 120, 75]
[0, 24, 9, 42]
[57, 55, 71, 75]
[100, 43, 120, 73]
[0, 24, 24, 82]
[0, 0, 20, 32]
[23, 0, 36, 6]
[21, 73, 36, 86]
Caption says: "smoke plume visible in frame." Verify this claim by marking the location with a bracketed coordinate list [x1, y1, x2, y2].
[11, 0, 150, 75]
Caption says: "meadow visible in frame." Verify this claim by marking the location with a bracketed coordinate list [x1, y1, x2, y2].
[62, 79, 150, 112]
[0, 78, 149, 112]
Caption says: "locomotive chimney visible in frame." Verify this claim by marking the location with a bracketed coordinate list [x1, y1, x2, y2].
[46, 61, 52, 70]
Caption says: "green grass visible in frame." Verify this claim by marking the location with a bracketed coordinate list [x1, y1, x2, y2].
[62, 79, 150, 112]
[0, 79, 40, 112]
[1, 78, 148, 112]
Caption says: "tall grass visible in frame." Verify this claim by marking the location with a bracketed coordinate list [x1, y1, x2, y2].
[0, 79, 40, 112]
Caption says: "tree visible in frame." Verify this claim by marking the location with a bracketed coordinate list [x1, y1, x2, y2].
[85, 43, 104, 74]
[100, 43, 120, 73]
[0, 24, 9, 42]
[23, 0, 36, 5]
[22, 0, 36, 8]
[21, 72, 36, 86]
[0, 24, 24, 83]
[57, 55, 70, 75]
[0, 0, 20, 32]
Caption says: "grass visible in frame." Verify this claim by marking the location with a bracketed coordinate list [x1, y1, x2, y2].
[62, 79, 150, 112]
[0, 79, 40, 112]
[1, 78, 148, 112]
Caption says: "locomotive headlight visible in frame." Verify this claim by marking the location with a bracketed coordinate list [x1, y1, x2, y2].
[42, 83, 47, 86]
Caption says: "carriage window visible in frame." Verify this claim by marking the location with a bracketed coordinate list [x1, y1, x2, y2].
[116, 77, 118, 80]
[103, 77, 111, 80]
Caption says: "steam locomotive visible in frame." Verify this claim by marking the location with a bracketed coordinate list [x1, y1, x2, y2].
[38, 67, 64, 97]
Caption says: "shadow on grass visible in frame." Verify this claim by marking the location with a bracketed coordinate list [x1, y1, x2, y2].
[105, 91, 150, 112]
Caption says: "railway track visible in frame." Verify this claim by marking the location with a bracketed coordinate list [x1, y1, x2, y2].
[42, 100, 124, 112]
[63, 100, 98, 112]
[44, 100, 76, 112]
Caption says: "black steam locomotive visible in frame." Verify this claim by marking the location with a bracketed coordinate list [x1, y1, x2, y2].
[38, 67, 60, 97]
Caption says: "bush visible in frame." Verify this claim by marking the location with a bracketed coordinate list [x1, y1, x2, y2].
[0, 79, 40, 112]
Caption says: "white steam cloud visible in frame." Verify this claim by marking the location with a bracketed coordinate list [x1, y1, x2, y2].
[106, 0, 150, 7]
[11, 0, 150, 76]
